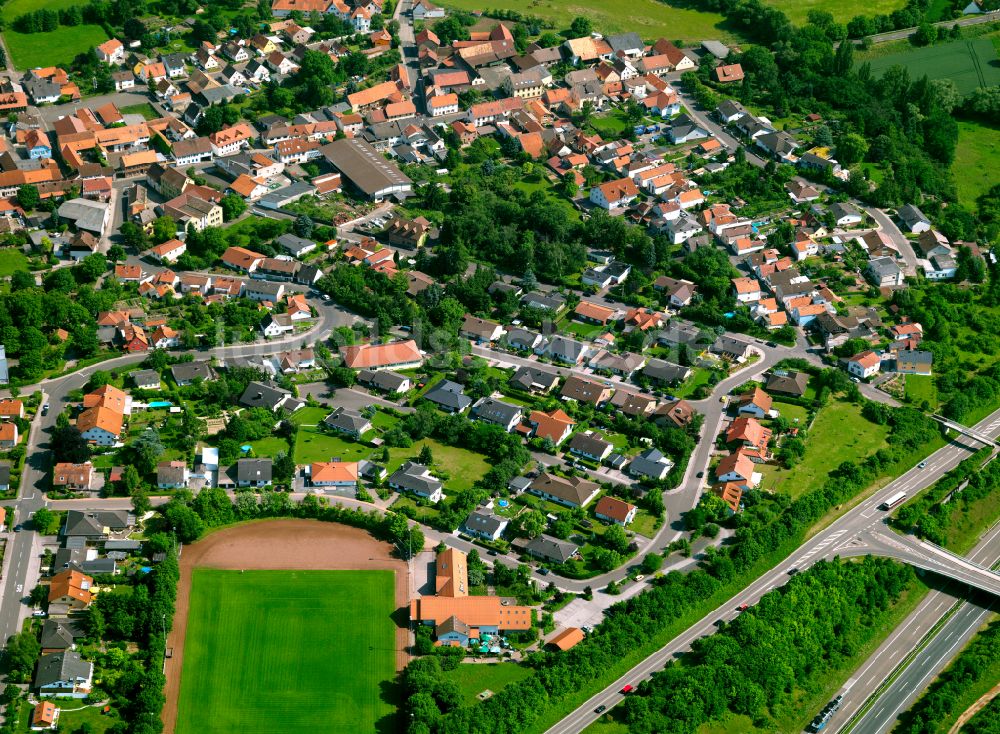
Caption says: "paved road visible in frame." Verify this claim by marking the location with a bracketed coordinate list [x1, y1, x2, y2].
[853, 10, 1000, 44]
[866, 209, 918, 276]
[544, 407, 1000, 734]
[827, 521, 1000, 733]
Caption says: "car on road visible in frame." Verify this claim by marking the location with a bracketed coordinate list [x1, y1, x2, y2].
[594, 705, 607, 714]
[487, 550, 498, 556]
[538, 567, 550, 576]
[737, 603, 749, 611]
[13, 524, 21, 532]
[41, 403, 49, 415]
[31, 610, 46, 618]
[322, 294, 331, 301]
[787, 567, 800, 575]
[696, 471, 704, 478]
[634, 575, 645, 582]
[620, 685, 634, 694]
[918, 461, 927, 469]
[766, 341, 777, 348]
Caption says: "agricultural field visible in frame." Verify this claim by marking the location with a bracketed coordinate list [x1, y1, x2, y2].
[3, 24, 108, 69]
[438, 0, 739, 42]
[767, 0, 905, 24]
[866, 38, 1000, 95]
[953, 120, 1000, 206]
[175, 569, 396, 734]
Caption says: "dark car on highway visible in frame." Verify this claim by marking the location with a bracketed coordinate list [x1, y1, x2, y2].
[594, 705, 607, 714]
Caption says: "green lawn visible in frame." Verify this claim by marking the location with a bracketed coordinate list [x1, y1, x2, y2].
[2, 0, 81, 17]
[905, 374, 939, 408]
[119, 102, 160, 120]
[673, 367, 714, 398]
[758, 401, 889, 499]
[866, 38, 1000, 95]
[4, 24, 108, 69]
[289, 406, 329, 426]
[246, 436, 290, 459]
[294, 425, 372, 464]
[176, 569, 397, 734]
[0, 249, 28, 277]
[442, 663, 532, 705]
[628, 509, 660, 538]
[953, 120, 1000, 206]
[17, 700, 118, 733]
[771, 400, 809, 425]
[438, 0, 739, 42]
[588, 109, 631, 138]
[385, 439, 489, 491]
[767, 0, 904, 24]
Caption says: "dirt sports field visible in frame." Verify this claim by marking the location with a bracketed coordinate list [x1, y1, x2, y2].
[162, 519, 409, 733]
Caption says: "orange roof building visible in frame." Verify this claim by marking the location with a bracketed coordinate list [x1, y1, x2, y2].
[48, 569, 93, 608]
[435, 547, 468, 597]
[549, 627, 585, 651]
[340, 340, 422, 370]
[528, 409, 575, 445]
[310, 461, 359, 486]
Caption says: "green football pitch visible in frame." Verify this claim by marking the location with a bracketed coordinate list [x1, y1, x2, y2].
[175, 569, 397, 734]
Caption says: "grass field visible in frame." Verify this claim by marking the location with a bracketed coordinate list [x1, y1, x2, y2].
[119, 102, 160, 120]
[385, 438, 489, 491]
[438, 0, 739, 42]
[866, 38, 1000, 95]
[953, 120, 1000, 206]
[4, 24, 108, 69]
[246, 435, 290, 459]
[0, 249, 29, 277]
[905, 374, 939, 408]
[176, 569, 396, 734]
[443, 662, 532, 705]
[758, 401, 889, 499]
[294, 425, 372, 464]
[767, 0, 905, 24]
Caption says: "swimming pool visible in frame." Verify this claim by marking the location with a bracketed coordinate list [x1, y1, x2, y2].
[148, 401, 173, 408]
[497, 499, 510, 508]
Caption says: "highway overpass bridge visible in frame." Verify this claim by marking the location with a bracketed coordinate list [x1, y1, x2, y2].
[840, 525, 1000, 598]
[932, 414, 999, 448]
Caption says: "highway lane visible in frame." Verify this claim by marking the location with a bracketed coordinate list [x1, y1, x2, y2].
[828, 519, 1000, 733]
[850, 598, 995, 734]
[544, 408, 1000, 734]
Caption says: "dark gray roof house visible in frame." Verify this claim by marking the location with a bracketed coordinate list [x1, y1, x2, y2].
[765, 370, 809, 397]
[131, 369, 161, 389]
[388, 461, 443, 500]
[898, 203, 931, 233]
[323, 406, 372, 436]
[505, 327, 544, 352]
[358, 368, 410, 393]
[545, 335, 588, 364]
[628, 448, 674, 481]
[470, 397, 523, 431]
[34, 651, 92, 695]
[643, 358, 691, 385]
[40, 618, 85, 652]
[424, 380, 472, 413]
[520, 291, 566, 313]
[510, 365, 559, 393]
[525, 535, 578, 564]
[239, 381, 292, 411]
[236, 458, 272, 485]
[171, 361, 215, 385]
[275, 233, 316, 257]
[711, 336, 752, 361]
[461, 510, 509, 540]
[63, 510, 135, 539]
